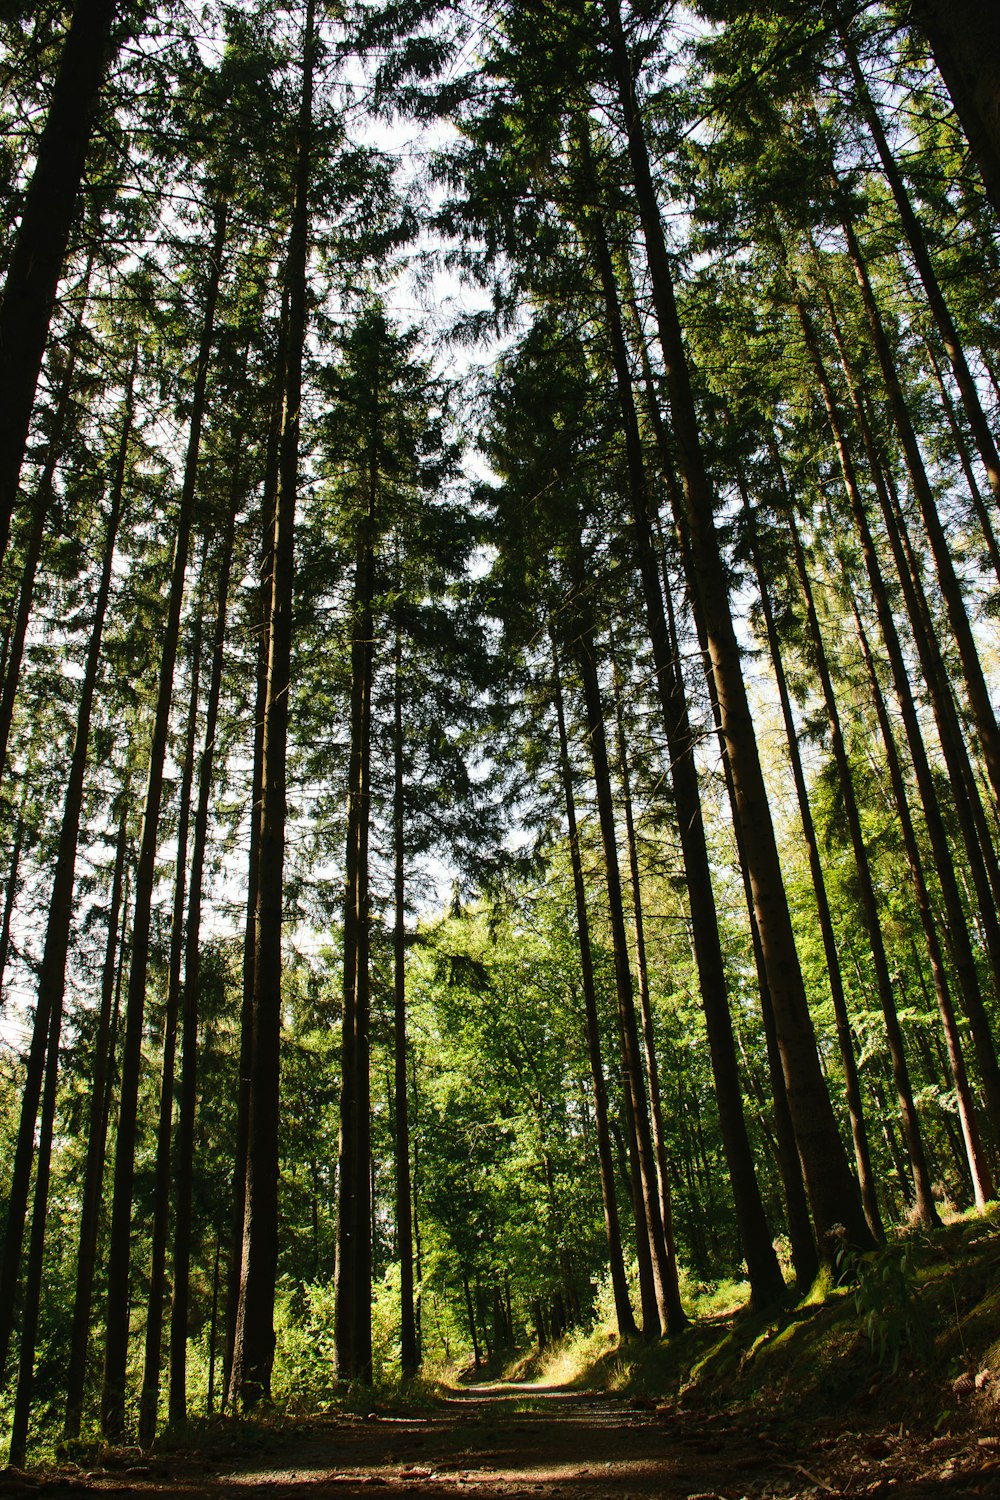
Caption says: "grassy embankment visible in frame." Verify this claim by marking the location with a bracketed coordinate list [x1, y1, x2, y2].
[502, 1205, 1000, 1436]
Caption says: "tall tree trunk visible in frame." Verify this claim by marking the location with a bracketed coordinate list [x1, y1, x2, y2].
[786, 509, 940, 1228]
[550, 630, 637, 1340]
[231, 1, 313, 1400]
[137, 595, 205, 1448]
[102, 200, 226, 1439]
[632, 319, 817, 1286]
[608, 636, 682, 1312]
[880, 463, 1000, 1120]
[0, 0, 122, 569]
[7, 962, 63, 1466]
[411, 1053, 423, 1358]
[169, 467, 240, 1429]
[841, 30, 1000, 505]
[392, 611, 419, 1378]
[620, 1080, 659, 1333]
[224, 287, 287, 1412]
[575, 139, 785, 1306]
[834, 187, 1000, 814]
[2, 421, 126, 1461]
[796, 286, 1000, 1150]
[603, 0, 872, 1257]
[910, 0, 1000, 216]
[880, 452, 1000, 923]
[0, 362, 133, 1391]
[871, 1073, 914, 1209]
[334, 474, 376, 1383]
[0, 814, 24, 1006]
[741, 479, 882, 1240]
[912, 1017, 976, 1197]
[0, 491, 54, 786]
[206, 1231, 222, 1414]
[0, 273, 93, 790]
[676, 547, 818, 1281]
[853, 604, 994, 1207]
[919, 331, 1000, 588]
[64, 794, 130, 1438]
[463, 1276, 482, 1369]
[570, 584, 681, 1336]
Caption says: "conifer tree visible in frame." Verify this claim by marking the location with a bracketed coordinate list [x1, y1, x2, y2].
[0, 0, 125, 567]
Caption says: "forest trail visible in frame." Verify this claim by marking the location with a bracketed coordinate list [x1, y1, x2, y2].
[2, 1381, 996, 1500]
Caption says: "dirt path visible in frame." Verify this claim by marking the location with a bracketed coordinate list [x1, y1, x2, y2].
[2, 1383, 996, 1498]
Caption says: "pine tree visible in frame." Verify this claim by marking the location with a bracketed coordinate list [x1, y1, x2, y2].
[0, 0, 126, 567]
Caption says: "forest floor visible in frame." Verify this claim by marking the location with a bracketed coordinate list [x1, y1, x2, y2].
[3, 1210, 999, 1499]
[0, 1378, 997, 1500]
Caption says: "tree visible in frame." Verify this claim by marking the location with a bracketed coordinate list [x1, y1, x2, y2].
[2, 347, 130, 1462]
[100, 197, 229, 1439]
[909, 0, 1000, 215]
[327, 302, 475, 1379]
[0, 345, 135, 1398]
[602, 0, 872, 1258]
[0, 0, 125, 568]
[231, 0, 316, 1406]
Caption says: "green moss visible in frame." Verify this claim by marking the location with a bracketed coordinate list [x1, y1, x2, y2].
[799, 1262, 840, 1306]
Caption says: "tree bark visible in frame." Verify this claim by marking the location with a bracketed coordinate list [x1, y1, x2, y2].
[0, 271, 93, 791]
[0, 815, 24, 1007]
[550, 630, 637, 1340]
[841, 29, 1000, 505]
[675, 540, 819, 1280]
[102, 200, 226, 1439]
[169, 466, 240, 1429]
[231, 0, 313, 1400]
[7, 963, 63, 1466]
[0, 359, 133, 1392]
[64, 795, 130, 1438]
[392, 610, 419, 1378]
[575, 141, 785, 1307]
[631, 314, 817, 1286]
[910, 0, 1000, 216]
[786, 509, 940, 1228]
[797, 282, 1000, 1149]
[137, 593, 205, 1448]
[919, 332, 1000, 590]
[0, 0, 122, 569]
[570, 585, 680, 1336]
[3, 413, 127, 1459]
[853, 604, 994, 1207]
[223, 287, 287, 1412]
[741, 477, 882, 1241]
[835, 186, 1000, 815]
[608, 636, 683, 1317]
[463, 1276, 482, 1369]
[334, 456, 376, 1383]
[207, 1231, 222, 1415]
[603, 0, 872, 1258]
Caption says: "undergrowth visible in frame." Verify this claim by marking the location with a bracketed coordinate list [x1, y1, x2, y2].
[492, 1207, 1000, 1435]
[25, 1208, 1000, 1473]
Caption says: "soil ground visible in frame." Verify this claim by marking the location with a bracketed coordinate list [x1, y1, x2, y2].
[1, 1380, 998, 1500]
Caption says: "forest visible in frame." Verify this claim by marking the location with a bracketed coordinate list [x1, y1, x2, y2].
[1, 0, 1000, 1482]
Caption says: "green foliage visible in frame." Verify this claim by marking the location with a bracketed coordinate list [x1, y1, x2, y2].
[839, 1239, 934, 1374]
[272, 1280, 339, 1409]
[408, 900, 610, 1346]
